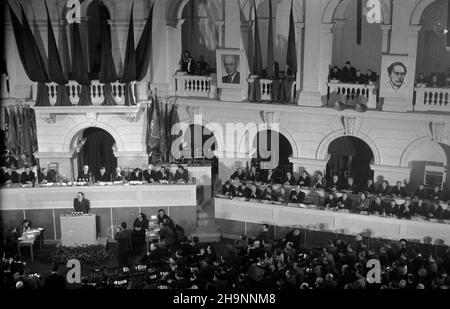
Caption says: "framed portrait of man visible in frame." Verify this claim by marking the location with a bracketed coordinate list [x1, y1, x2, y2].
[216, 49, 246, 89]
[379, 54, 410, 97]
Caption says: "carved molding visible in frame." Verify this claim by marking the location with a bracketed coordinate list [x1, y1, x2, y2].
[342, 116, 356, 135]
[44, 113, 56, 124]
[430, 122, 445, 142]
[85, 112, 97, 126]
[261, 111, 280, 130]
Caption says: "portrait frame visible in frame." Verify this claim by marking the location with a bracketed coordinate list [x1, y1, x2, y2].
[379, 54, 410, 98]
[216, 49, 247, 89]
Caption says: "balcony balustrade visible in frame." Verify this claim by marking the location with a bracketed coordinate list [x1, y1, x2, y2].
[175, 73, 217, 99]
[327, 82, 377, 109]
[414, 87, 450, 112]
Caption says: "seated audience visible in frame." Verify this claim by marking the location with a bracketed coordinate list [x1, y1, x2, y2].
[414, 183, 428, 200]
[290, 185, 306, 203]
[397, 198, 412, 219]
[428, 202, 445, 220]
[38, 168, 55, 184]
[20, 165, 35, 186]
[261, 169, 275, 184]
[262, 186, 276, 201]
[377, 180, 391, 196]
[326, 175, 341, 192]
[313, 172, 326, 189]
[355, 192, 370, 213]
[354, 70, 365, 84]
[365, 69, 378, 84]
[369, 196, 385, 215]
[329, 66, 342, 81]
[236, 183, 251, 198]
[324, 193, 337, 208]
[247, 166, 259, 182]
[5, 226, 19, 258]
[174, 166, 189, 183]
[1, 166, 19, 185]
[44, 266, 67, 289]
[143, 164, 156, 183]
[96, 166, 110, 182]
[360, 179, 376, 195]
[336, 193, 352, 211]
[430, 185, 442, 202]
[222, 181, 236, 197]
[159, 219, 177, 247]
[416, 72, 427, 85]
[385, 200, 398, 216]
[298, 171, 311, 187]
[282, 171, 296, 186]
[427, 74, 440, 88]
[248, 184, 262, 200]
[276, 188, 287, 203]
[391, 181, 406, 198]
[111, 166, 125, 182]
[230, 168, 246, 181]
[129, 168, 143, 181]
[342, 177, 358, 193]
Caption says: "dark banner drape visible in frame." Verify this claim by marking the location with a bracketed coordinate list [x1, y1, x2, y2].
[99, 6, 117, 106]
[146, 96, 161, 155]
[135, 4, 154, 82]
[286, 1, 297, 76]
[45, 2, 70, 106]
[9, 5, 50, 106]
[71, 23, 92, 105]
[252, 0, 263, 76]
[120, 4, 137, 106]
[167, 102, 181, 163]
[6, 107, 18, 158]
[266, 0, 274, 78]
[357, 0, 362, 45]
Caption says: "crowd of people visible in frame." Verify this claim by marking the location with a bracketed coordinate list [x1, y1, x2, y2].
[179, 50, 211, 76]
[0, 163, 192, 187]
[3, 226, 450, 290]
[222, 167, 450, 220]
[415, 71, 450, 88]
[328, 61, 378, 85]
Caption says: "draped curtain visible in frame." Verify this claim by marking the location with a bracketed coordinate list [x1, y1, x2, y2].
[5, 105, 38, 160]
[120, 4, 137, 106]
[71, 23, 92, 105]
[9, 5, 50, 106]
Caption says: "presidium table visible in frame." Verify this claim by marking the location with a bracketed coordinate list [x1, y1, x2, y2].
[0, 183, 197, 244]
[215, 197, 450, 246]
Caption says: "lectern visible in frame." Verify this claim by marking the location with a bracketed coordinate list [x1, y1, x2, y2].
[60, 214, 97, 246]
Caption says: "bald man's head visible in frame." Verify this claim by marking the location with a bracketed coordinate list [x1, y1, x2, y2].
[224, 55, 238, 75]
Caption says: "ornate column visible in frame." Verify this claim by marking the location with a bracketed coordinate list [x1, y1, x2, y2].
[165, 19, 186, 96]
[215, 20, 225, 48]
[294, 22, 304, 95]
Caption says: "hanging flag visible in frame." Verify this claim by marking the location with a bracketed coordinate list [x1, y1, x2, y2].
[45, 1, 70, 106]
[136, 3, 154, 81]
[146, 96, 161, 153]
[168, 102, 181, 162]
[266, 0, 274, 78]
[71, 22, 92, 105]
[253, 0, 263, 76]
[6, 107, 18, 158]
[447, 0, 450, 48]
[159, 102, 168, 162]
[120, 4, 137, 106]
[357, 0, 362, 45]
[286, 0, 297, 75]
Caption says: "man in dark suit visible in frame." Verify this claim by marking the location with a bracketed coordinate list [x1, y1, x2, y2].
[112, 166, 125, 182]
[342, 177, 358, 194]
[377, 180, 391, 196]
[1, 166, 19, 184]
[77, 165, 94, 182]
[38, 167, 55, 184]
[414, 183, 427, 200]
[174, 165, 189, 182]
[142, 164, 156, 183]
[391, 181, 407, 198]
[129, 168, 143, 181]
[114, 222, 132, 267]
[369, 196, 385, 215]
[20, 165, 35, 186]
[96, 166, 110, 182]
[44, 266, 66, 289]
[222, 181, 236, 197]
[341, 61, 356, 83]
[73, 192, 90, 213]
[290, 185, 306, 203]
[282, 171, 296, 186]
[222, 55, 240, 84]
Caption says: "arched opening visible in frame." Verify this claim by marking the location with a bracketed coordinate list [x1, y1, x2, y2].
[404, 141, 450, 196]
[330, 0, 383, 80]
[181, 0, 218, 69]
[182, 124, 219, 179]
[326, 136, 374, 187]
[87, 0, 111, 79]
[74, 127, 117, 178]
[251, 130, 293, 183]
[415, 0, 450, 83]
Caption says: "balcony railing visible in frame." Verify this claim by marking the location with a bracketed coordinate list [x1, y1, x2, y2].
[45, 81, 137, 106]
[327, 82, 377, 109]
[249, 77, 297, 103]
[414, 87, 450, 112]
[175, 73, 217, 99]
